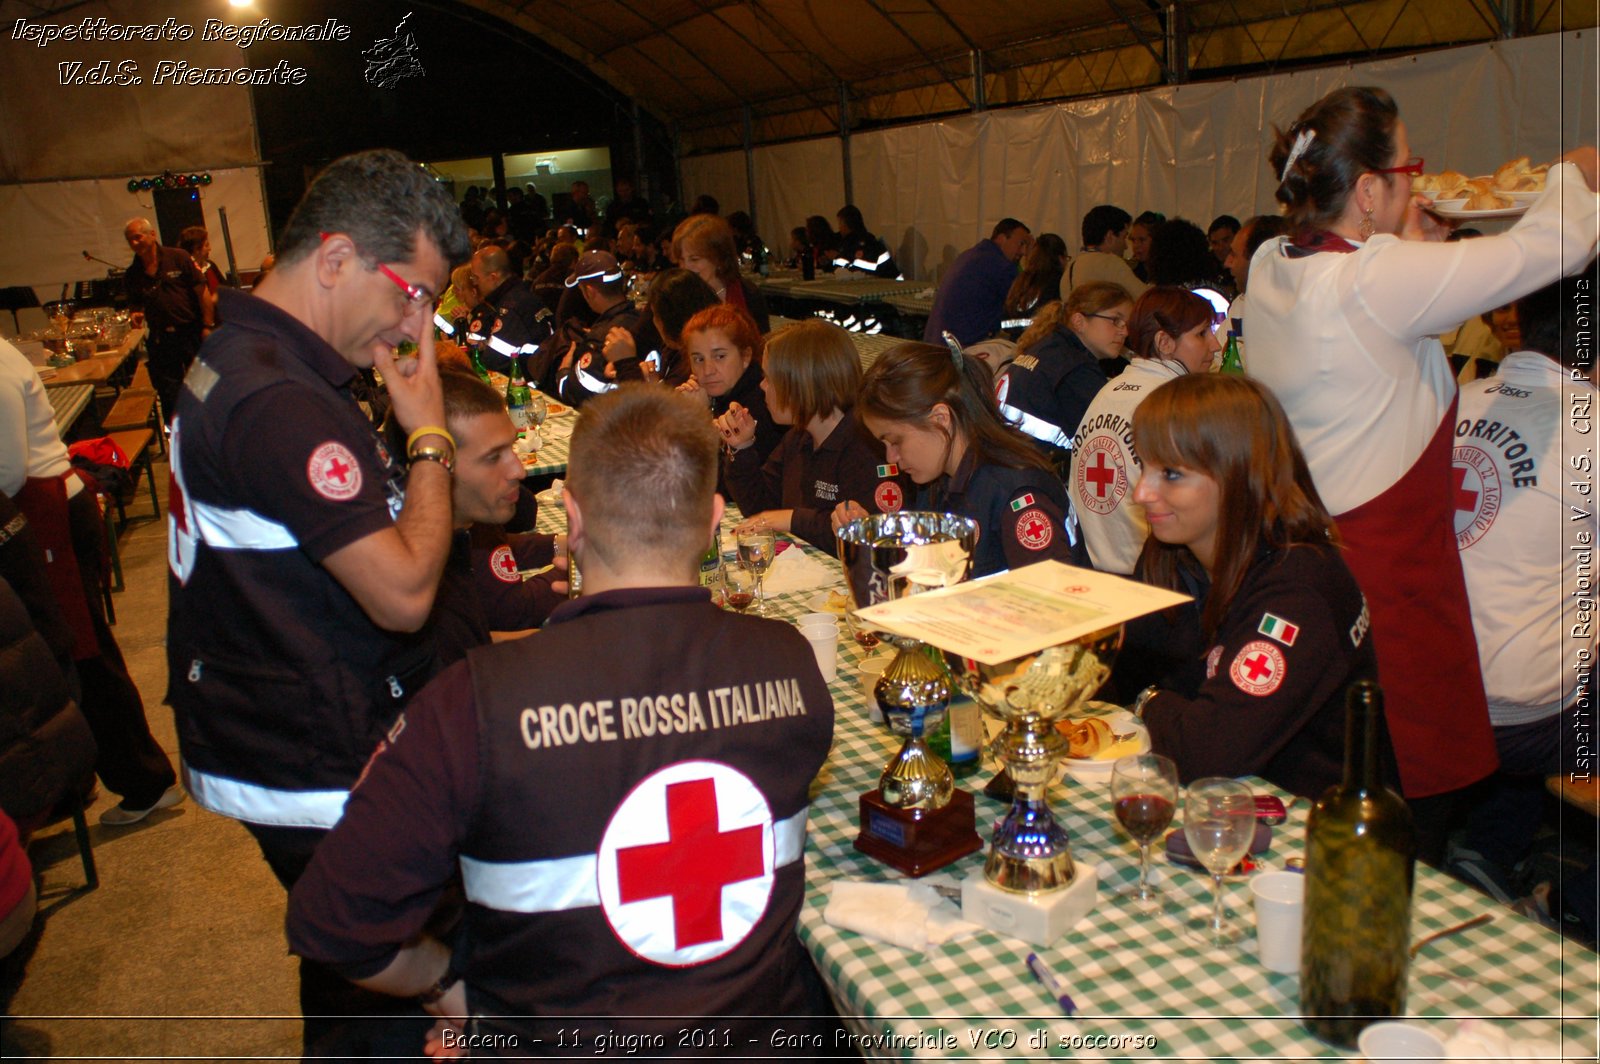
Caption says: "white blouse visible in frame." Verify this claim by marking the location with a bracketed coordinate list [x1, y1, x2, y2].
[1243, 162, 1598, 514]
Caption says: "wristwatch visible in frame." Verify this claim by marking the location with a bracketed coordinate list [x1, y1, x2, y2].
[408, 443, 455, 475]
[417, 965, 460, 1006]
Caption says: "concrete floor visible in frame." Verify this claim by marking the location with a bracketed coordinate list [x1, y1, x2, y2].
[1, 452, 302, 1059]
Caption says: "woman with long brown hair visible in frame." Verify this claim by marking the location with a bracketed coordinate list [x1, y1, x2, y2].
[671, 214, 771, 331]
[1124, 373, 1383, 799]
[834, 341, 1079, 577]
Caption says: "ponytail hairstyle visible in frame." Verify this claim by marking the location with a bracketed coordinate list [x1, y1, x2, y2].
[1125, 286, 1215, 361]
[856, 341, 1054, 488]
[1271, 86, 1401, 236]
[1132, 374, 1338, 638]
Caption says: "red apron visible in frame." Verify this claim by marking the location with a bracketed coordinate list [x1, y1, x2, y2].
[1335, 399, 1498, 798]
[13, 472, 98, 661]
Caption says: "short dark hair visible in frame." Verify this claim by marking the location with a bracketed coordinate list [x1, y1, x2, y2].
[648, 268, 721, 344]
[836, 204, 866, 236]
[441, 365, 507, 426]
[991, 218, 1029, 239]
[1517, 258, 1599, 371]
[1148, 218, 1217, 287]
[566, 385, 719, 574]
[1207, 215, 1242, 237]
[1132, 210, 1166, 231]
[1244, 215, 1291, 260]
[1272, 86, 1400, 235]
[1082, 205, 1132, 248]
[178, 226, 209, 255]
[276, 149, 470, 269]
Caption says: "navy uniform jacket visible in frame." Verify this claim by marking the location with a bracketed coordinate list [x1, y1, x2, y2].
[428, 527, 562, 668]
[921, 450, 1079, 578]
[724, 411, 909, 551]
[554, 300, 664, 407]
[475, 278, 552, 376]
[833, 231, 900, 278]
[996, 327, 1108, 465]
[167, 289, 432, 830]
[286, 586, 836, 1054]
[709, 363, 785, 496]
[1139, 543, 1388, 799]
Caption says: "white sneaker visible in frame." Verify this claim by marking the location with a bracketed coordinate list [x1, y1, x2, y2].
[99, 785, 184, 826]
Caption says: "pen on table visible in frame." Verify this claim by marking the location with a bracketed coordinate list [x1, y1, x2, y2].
[1025, 952, 1077, 1016]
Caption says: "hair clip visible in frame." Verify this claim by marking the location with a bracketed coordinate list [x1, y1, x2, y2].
[940, 330, 965, 370]
[1279, 128, 1316, 183]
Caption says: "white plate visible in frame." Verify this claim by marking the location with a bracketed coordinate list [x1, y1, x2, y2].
[1428, 197, 1528, 220]
[807, 589, 852, 616]
[1060, 709, 1151, 783]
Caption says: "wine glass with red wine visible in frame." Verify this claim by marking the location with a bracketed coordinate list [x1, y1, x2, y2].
[1109, 753, 1178, 909]
[724, 568, 757, 613]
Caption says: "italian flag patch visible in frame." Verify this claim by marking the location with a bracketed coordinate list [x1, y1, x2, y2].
[1009, 493, 1036, 512]
[1258, 613, 1300, 647]
[877, 463, 898, 477]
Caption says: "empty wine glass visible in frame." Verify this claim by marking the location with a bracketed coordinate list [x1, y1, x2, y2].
[724, 568, 756, 613]
[1110, 754, 1179, 909]
[735, 530, 776, 615]
[1183, 777, 1256, 946]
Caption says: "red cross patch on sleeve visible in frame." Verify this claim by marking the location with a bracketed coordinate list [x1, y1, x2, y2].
[874, 480, 903, 513]
[1229, 640, 1286, 697]
[1014, 508, 1053, 551]
[489, 545, 521, 583]
[307, 442, 363, 501]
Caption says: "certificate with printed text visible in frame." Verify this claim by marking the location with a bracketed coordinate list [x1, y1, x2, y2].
[855, 560, 1191, 665]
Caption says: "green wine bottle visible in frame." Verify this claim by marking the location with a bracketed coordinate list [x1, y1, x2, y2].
[1219, 331, 1244, 375]
[1300, 680, 1416, 1048]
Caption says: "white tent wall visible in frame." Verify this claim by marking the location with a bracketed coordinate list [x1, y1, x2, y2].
[680, 30, 1597, 284]
[752, 138, 844, 256]
[0, 167, 271, 297]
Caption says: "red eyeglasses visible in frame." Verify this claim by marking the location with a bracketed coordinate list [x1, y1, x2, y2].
[319, 232, 434, 307]
[1373, 156, 1425, 178]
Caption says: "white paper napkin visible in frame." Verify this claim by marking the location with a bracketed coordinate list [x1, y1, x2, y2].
[1442, 1019, 1570, 1063]
[823, 879, 981, 951]
[761, 544, 837, 595]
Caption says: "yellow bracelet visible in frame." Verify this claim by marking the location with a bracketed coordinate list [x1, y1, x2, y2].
[406, 425, 456, 452]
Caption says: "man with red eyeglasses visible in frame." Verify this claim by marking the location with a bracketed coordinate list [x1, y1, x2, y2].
[165, 149, 470, 1058]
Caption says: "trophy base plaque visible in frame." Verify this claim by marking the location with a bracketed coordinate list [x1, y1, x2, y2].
[962, 861, 1099, 946]
[854, 788, 982, 877]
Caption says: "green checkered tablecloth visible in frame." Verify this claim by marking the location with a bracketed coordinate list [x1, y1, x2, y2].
[530, 508, 1599, 1059]
[883, 292, 937, 319]
[517, 408, 575, 479]
[756, 274, 932, 307]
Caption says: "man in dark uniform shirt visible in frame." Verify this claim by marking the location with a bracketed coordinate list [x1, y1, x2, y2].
[165, 149, 469, 1056]
[554, 251, 662, 407]
[288, 385, 836, 1054]
[468, 245, 550, 376]
[406, 368, 566, 664]
[123, 217, 213, 423]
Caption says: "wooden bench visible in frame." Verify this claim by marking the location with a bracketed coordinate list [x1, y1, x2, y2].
[105, 428, 161, 529]
[108, 362, 163, 455]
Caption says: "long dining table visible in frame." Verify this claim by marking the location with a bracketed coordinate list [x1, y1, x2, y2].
[40, 326, 145, 388]
[525, 503, 1598, 1060]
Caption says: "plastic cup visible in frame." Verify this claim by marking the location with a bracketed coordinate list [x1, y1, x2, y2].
[1357, 1022, 1447, 1063]
[1248, 870, 1304, 973]
[857, 653, 893, 722]
[797, 612, 836, 630]
[802, 625, 838, 681]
